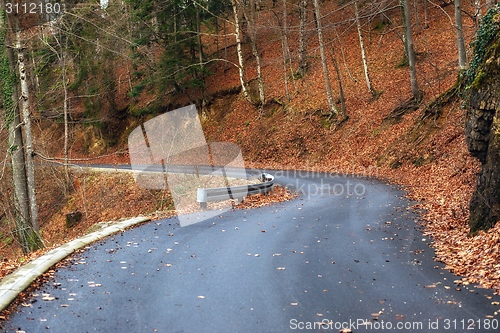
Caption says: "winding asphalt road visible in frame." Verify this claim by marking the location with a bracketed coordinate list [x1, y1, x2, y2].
[3, 170, 500, 332]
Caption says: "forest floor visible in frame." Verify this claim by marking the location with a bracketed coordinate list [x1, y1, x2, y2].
[0, 1, 499, 296]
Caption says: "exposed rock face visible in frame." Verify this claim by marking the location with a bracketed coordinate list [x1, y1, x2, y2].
[466, 40, 500, 232]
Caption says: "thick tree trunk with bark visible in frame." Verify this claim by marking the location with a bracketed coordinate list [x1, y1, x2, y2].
[466, 18, 500, 233]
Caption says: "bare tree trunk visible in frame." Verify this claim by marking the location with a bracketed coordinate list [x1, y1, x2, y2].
[354, 0, 376, 96]
[423, 0, 429, 28]
[474, 0, 482, 27]
[281, 35, 290, 102]
[332, 55, 347, 119]
[281, 0, 296, 93]
[413, 0, 419, 30]
[230, 0, 251, 103]
[272, 4, 291, 101]
[224, 19, 228, 71]
[195, 3, 208, 111]
[298, 0, 308, 77]
[0, 11, 43, 253]
[61, 47, 70, 180]
[312, 0, 338, 116]
[4, 49, 33, 254]
[16, 31, 40, 235]
[455, 0, 468, 70]
[245, 0, 265, 110]
[403, 0, 421, 100]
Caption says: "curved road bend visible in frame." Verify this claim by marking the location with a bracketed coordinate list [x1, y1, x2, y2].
[3, 171, 500, 333]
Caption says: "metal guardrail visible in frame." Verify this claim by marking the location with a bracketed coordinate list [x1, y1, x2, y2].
[73, 164, 274, 209]
[196, 173, 274, 209]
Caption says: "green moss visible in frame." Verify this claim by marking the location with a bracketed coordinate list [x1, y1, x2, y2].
[468, 68, 487, 90]
[0, 10, 16, 128]
[466, 4, 500, 88]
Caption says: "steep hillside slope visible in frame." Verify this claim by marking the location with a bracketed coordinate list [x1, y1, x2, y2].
[198, 3, 500, 291]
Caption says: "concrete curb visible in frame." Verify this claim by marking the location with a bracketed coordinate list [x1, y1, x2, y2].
[0, 216, 151, 312]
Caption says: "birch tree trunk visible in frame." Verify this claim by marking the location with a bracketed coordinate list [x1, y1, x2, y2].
[403, 0, 421, 100]
[230, 0, 251, 103]
[354, 0, 376, 96]
[0, 9, 43, 253]
[2, 47, 32, 254]
[454, 0, 468, 70]
[312, 0, 338, 116]
[16, 31, 40, 235]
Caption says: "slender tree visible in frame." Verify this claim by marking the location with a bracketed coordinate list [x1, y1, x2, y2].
[298, 0, 309, 77]
[454, 0, 468, 70]
[403, 0, 421, 100]
[16, 31, 40, 236]
[354, 0, 376, 96]
[243, 0, 265, 109]
[312, 0, 338, 116]
[332, 55, 347, 119]
[230, 0, 252, 102]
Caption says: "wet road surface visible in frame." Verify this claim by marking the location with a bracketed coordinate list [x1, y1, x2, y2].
[3, 171, 500, 332]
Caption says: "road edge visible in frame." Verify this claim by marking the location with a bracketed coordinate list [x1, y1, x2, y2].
[0, 216, 151, 312]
